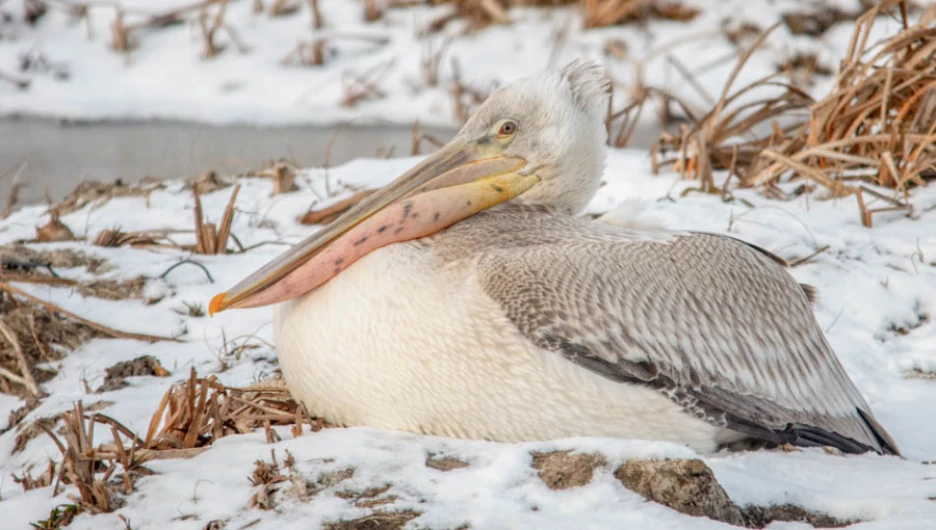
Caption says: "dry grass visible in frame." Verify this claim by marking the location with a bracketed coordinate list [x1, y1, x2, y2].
[142, 368, 321, 454]
[298, 190, 378, 225]
[39, 402, 149, 515]
[52, 179, 165, 216]
[0, 286, 101, 399]
[35, 211, 76, 243]
[653, 1, 936, 227]
[254, 159, 299, 194]
[342, 59, 395, 107]
[0, 284, 169, 401]
[397, 0, 700, 32]
[192, 183, 240, 254]
[24, 371, 320, 520]
[92, 228, 168, 248]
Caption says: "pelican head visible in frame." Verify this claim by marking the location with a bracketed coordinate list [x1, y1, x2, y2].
[210, 60, 610, 314]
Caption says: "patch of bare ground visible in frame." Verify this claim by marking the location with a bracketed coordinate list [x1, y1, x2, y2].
[247, 450, 369, 510]
[337, 484, 399, 509]
[616, 458, 745, 525]
[744, 504, 853, 528]
[425, 453, 470, 471]
[0, 244, 108, 274]
[323, 510, 421, 530]
[531, 449, 606, 489]
[614, 458, 853, 528]
[96, 355, 171, 393]
[906, 368, 936, 380]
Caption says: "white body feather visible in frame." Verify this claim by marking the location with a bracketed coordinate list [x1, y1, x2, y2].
[274, 243, 744, 454]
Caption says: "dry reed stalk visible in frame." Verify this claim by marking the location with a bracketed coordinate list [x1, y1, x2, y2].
[421, 36, 450, 87]
[341, 59, 395, 107]
[0, 281, 179, 343]
[0, 273, 76, 288]
[35, 206, 76, 242]
[92, 228, 163, 248]
[307, 0, 324, 28]
[298, 189, 378, 225]
[110, 9, 136, 53]
[12, 459, 56, 492]
[257, 161, 299, 194]
[0, 320, 42, 398]
[655, 0, 936, 227]
[198, 0, 231, 58]
[131, 0, 226, 29]
[410, 120, 445, 156]
[582, 0, 646, 28]
[450, 58, 491, 123]
[43, 403, 116, 513]
[364, 0, 381, 22]
[193, 184, 241, 254]
[2, 160, 27, 219]
[282, 39, 326, 66]
[36, 402, 154, 516]
[143, 368, 318, 454]
[269, 0, 300, 16]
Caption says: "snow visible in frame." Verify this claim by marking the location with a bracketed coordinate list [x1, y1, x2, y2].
[0, 0, 910, 127]
[1, 0, 935, 528]
[0, 148, 935, 529]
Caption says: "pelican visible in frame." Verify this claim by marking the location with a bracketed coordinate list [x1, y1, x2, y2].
[210, 61, 900, 456]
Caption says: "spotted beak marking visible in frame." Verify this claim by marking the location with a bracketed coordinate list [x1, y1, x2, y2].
[209, 138, 539, 315]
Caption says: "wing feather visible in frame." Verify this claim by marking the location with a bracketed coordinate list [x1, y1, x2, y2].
[447, 207, 899, 455]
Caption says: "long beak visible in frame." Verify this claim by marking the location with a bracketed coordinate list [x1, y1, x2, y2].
[209, 138, 539, 314]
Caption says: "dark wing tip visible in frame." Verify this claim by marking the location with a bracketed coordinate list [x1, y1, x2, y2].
[856, 408, 903, 457]
[800, 284, 818, 304]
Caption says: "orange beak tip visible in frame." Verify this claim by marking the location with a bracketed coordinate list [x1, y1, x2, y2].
[209, 293, 227, 317]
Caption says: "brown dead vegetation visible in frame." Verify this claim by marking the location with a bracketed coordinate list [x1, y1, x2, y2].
[92, 228, 169, 248]
[97, 355, 171, 393]
[0, 278, 177, 399]
[324, 510, 421, 530]
[298, 189, 377, 225]
[0, 286, 101, 399]
[143, 368, 321, 454]
[52, 179, 165, 217]
[651, 1, 936, 227]
[425, 453, 470, 471]
[390, 1, 700, 33]
[248, 450, 291, 510]
[21, 372, 321, 519]
[254, 159, 299, 194]
[1, 243, 147, 298]
[193, 184, 240, 254]
[342, 60, 395, 107]
[188, 170, 232, 194]
[35, 211, 76, 243]
[39, 402, 152, 516]
[531, 449, 606, 489]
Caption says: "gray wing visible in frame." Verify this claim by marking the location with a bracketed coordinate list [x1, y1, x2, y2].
[460, 210, 899, 455]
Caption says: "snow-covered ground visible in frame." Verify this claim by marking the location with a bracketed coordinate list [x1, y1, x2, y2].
[0, 0, 910, 127]
[0, 149, 934, 529]
[1, 0, 935, 528]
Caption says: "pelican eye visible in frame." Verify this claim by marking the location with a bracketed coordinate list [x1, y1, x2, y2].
[497, 120, 518, 137]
